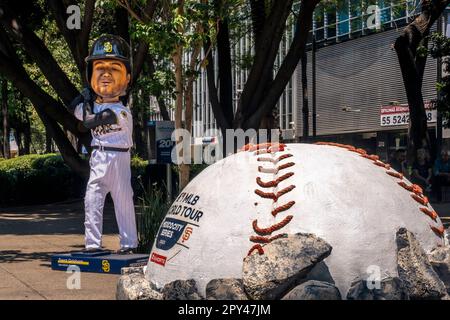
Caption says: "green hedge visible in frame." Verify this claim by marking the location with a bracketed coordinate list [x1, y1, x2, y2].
[0, 154, 149, 206]
[0, 154, 78, 206]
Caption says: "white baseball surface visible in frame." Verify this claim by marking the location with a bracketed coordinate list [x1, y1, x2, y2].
[146, 143, 445, 297]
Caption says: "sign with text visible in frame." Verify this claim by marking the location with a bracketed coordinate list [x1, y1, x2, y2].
[148, 120, 175, 164]
[380, 101, 436, 127]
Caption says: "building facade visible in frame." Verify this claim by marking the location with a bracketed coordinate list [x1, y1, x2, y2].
[187, 1, 446, 162]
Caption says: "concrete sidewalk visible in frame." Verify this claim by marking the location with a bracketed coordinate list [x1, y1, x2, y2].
[0, 199, 124, 300]
[1, 198, 449, 300]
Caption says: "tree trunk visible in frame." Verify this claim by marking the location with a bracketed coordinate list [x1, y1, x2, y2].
[23, 120, 30, 155]
[394, 0, 450, 162]
[14, 130, 21, 155]
[2, 79, 10, 159]
[173, 43, 188, 189]
[46, 130, 53, 153]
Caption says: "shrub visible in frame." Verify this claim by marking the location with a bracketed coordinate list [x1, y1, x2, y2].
[135, 179, 170, 253]
[0, 154, 151, 207]
[0, 154, 78, 206]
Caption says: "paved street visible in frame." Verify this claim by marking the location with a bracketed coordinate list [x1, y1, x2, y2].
[0, 199, 122, 300]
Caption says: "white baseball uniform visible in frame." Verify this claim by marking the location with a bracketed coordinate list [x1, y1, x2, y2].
[75, 101, 138, 249]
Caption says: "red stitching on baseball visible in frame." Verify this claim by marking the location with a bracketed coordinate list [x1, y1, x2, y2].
[268, 145, 285, 153]
[353, 148, 367, 155]
[249, 233, 288, 244]
[257, 154, 293, 164]
[397, 181, 423, 195]
[276, 172, 295, 184]
[316, 141, 441, 229]
[430, 225, 445, 237]
[256, 172, 295, 188]
[387, 171, 403, 179]
[254, 189, 276, 200]
[256, 177, 278, 188]
[272, 201, 295, 217]
[247, 244, 264, 256]
[242, 142, 287, 153]
[254, 185, 295, 201]
[257, 157, 276, 163]
[411, 193, 429, 206]
[277, 154, 293, 162]
[278, 162, 295, 171]
[258, 166, 278, 174]
[345, 145, 357, 152]
[420, 207, 438, 221]
[269, 233, 288, 242]
[276, 185, 296, 200]
[360, 154, 380, 161]
[255, 149, 271, 155]
[373, 160, 391, 170]
[250, 235, 271, 243]
[252, 215, 294, 235]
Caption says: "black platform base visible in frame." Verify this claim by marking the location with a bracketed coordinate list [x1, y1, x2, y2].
[51, 250, 149, 274]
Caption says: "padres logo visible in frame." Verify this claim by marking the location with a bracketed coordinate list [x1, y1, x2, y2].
[102, 260, 110, 273]
[103, 41, 113, 53]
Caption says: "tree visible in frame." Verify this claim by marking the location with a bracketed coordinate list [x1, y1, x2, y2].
[394, 0, 450, 160]
[121, 0, 210, 189]
[204, 0, 321, 148]
[429, 32, 450, 127]
[0, 0, 157, 176]
[1, 77, 9, 158]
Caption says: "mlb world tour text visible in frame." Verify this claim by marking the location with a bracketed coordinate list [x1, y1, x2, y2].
[167, 192, 204, 223]
[178, 304, 271, 318]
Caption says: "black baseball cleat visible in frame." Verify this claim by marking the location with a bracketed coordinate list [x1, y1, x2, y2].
[82, 247, 106, 253]
[115, 248, 136, 255]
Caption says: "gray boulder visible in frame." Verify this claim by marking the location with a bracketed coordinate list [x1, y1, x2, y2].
[396, 228, 446, 299]
[242, 233, 332, 300]
[121, 266, 146, 275]
[116, 272, 163, 300]
[206, 279, 248, 300]
[162, 279, 203, 300]
[282, 280, 341, 300]
[346, 277, 409, 300]
[428, 246, 450, 294]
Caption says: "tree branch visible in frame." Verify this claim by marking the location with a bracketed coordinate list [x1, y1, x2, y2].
[234, 0, 293, 126]
[48, 0, 85, 79]
[249, 0, 266, 51]
[244, 0, 319, 129]
[0, 28, 89, 176]
[0, 3, 79, 105]
[79, 0, 96, 59]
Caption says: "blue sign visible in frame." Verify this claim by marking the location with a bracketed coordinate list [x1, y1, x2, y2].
[150, 121, 175, 164]
[155, 217, 188, 251]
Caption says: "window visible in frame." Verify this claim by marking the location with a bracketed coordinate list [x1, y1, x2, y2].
[337, 0, 350, 37]
[314, 4, 325, 41]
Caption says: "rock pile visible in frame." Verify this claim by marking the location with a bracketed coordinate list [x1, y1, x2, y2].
[117, 229, 450, 300]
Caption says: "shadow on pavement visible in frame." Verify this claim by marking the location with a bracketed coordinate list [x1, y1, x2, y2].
[0, 200, 119, 236]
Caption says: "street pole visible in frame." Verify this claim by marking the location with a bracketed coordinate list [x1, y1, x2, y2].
[312, 34, 317, 139]
[166, 163, 172, 202]
[437, 14, 444, 155]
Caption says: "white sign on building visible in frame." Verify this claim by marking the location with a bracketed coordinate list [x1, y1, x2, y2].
[380, 101, 437, 127]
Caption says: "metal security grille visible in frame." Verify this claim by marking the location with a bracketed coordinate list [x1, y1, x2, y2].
[296, 25, 438, 137]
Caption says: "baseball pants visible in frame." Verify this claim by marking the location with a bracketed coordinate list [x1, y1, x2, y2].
[84, 149, 138, 249]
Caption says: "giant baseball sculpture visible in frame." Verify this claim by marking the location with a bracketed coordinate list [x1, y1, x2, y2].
[146, 142, 446, 297]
